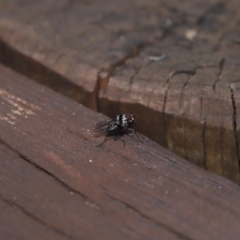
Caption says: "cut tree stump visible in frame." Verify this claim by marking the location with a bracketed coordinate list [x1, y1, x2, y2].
[1, 64, 240, 239]
[0, 0, 239, 183]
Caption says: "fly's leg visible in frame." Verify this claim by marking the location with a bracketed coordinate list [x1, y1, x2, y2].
[97, 136, 109, 147]
[114, 135, 125, 146]
[97, 135, 125, 147]
[133, 123, 144, 143]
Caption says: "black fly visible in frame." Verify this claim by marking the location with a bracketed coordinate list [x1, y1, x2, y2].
[94, 113, 143, 146]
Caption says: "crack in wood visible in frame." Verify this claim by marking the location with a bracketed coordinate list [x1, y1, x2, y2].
[229, 85, 240, 174]
[213, 58, 225, 91]
[0, 194, 75, 240]
[0, 138, 101, 211]
[162, 84, 169, 136]
[129, 66, 143, 91]
[95, 40, 150, 112]
[104, 192, 193, 240]
[202, 118, 207, 170]
[106, 42, 148, 79]
[95, 29, 172, 113]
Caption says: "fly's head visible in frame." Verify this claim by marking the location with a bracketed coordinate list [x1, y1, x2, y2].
[125, 113, 135, 128]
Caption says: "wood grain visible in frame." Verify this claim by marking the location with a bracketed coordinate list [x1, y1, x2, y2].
[1, 64, 240, 239]
[0, 0, 239, 182]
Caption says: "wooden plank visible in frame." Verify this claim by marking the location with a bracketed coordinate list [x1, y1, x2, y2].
[0, 145, 132, 240]
[0, 0, 240, 182]
[1, 65, 240, 239]
[0, 195, 68, 240]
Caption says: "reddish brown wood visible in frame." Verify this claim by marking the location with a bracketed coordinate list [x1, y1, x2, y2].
[1, 65, 240, 239]
[0, 199, 68, 240]
[0, 0, 240, 183]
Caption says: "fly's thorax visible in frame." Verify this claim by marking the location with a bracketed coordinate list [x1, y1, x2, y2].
[116, 113, 134, 127]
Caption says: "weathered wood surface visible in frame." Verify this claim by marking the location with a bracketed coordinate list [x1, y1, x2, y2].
[1, 65, 240, 240]
[0, 0, 240, 182]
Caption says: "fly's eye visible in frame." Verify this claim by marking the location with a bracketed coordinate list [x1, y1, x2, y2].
[126, 113, 133, 121]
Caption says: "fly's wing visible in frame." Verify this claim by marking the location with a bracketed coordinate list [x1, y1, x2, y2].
[93, 119, 113, 137]
[94, 119, 112, 130]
